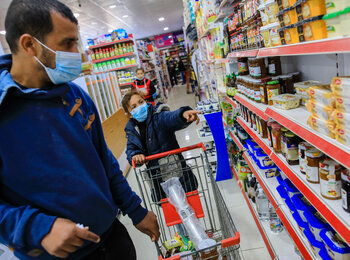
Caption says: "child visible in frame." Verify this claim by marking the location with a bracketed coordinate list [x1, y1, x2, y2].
[132, 68, 157, 105]
[122, 90, 200, 202]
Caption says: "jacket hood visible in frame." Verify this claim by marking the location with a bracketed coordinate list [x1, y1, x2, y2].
[0, 54, 70, 106]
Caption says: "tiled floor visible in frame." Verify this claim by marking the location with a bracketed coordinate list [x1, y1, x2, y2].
[120, 84, 270, 260]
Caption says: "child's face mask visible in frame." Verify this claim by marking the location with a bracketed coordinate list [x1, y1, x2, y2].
[131, 102, 148, 122]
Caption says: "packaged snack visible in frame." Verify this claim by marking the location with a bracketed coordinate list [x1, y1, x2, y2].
[255, 149, 275, 167]
[306, 101, 334, 121]
[271, 94, 301, 110]
[308, 85, 335, 107]
[307, 115, 336, 138]
[291, 195, 315, 222]
[175, 233, 194, 252]
[331, 76, 350, 99]
[295, 0, 327, 20]
[261, 24, 273, 47]
[335, 96, 350, 112]
[282, 7, 298, 26]
[335, 126, 350, 146]
[294, 80, 326, 98]
[270, 22, 282, 46]
[303, 211, 332, 242]
[304, 228, 326, 255]
[278, 24, 299, 45]
[265, 0, 280, 23]
[297, 16, 328, 42]
[276, 0, 297, 9]
[332, 110, 350, 128]
[164, 238, 182, 250]
[283, 179, 301, 198]
[320, 229, 350, 259]
[323, 11, 343, 38]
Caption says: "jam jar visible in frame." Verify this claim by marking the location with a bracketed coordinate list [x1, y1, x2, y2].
[305, 148, 325, 184]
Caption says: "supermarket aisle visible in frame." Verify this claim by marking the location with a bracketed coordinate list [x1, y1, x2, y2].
[120, 84, 270, 260]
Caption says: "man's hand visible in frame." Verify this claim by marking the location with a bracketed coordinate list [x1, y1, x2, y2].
[135, 211, 160, 242]
[132, 154, 146, 165]
[41, 218, 100, 258]
[183, 110, 201, 125]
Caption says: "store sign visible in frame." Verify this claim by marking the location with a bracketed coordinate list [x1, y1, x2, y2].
[155, 33, 173, 48]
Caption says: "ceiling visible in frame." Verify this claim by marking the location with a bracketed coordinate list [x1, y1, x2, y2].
[0, 0, 185, 53]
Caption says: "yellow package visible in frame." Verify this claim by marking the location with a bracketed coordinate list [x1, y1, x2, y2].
[307, 115, 336, 138]
[331, 76, 350, 99]
[332, 110, 350, 128]
[164, 238, 182, 250]
[306, 100, 334, 121]
[335, 96, 350, 112]
[335, 127, 350, 147]
[308, 85, 335, 107]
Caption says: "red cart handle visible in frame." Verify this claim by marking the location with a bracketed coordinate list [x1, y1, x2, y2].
[132, 143, 206, 168]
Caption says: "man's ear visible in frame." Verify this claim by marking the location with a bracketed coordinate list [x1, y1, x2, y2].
[19, 34, 39, 57]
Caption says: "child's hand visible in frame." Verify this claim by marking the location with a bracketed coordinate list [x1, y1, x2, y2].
[132, 154, 146, 165]
[183, 110, 201, 125]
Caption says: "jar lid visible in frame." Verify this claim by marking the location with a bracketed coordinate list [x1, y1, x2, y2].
[299, 141, 313, 150]
[306, 148, 324, 158]
[285, 132, 296, 138]
[281, 127, 289, 132]
[319, 158, 342, 170]
[271, 122, 282, 129]
[267, 80, 279, 85]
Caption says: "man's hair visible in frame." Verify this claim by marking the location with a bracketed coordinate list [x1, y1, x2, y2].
[136, 68, 144, 73]
[5, 0, 78, 53]
[121, 90, 144, 115]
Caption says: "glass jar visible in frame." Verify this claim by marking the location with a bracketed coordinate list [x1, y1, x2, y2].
[253, 80, 262, 103]
[341, 168, 350, 213]
[280, 127, 289, 158]
[299, 142, 313, 174]
[249, 58, 267, 79]
[279, 74, 294, 94]
[285, 132, 301, 165]
[267, 118, 275, 147]
[319, 158, 343, 200]
[268, 56, 282, 76]
[271, 122, 282, 153]
[238, 57, 249, 75]
[252, 113, 257, 131]
[267, 80, 280, 105]
[260, 118, 268, 138]
[305, 149, 325, 184]
[260, 81, 268, 104]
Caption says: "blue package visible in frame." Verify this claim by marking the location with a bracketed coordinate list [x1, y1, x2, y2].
[276, 185, 288, 200]
[285, 196, 297, 213]
[283, 179, 301, 198]
[276, 175, 284, 186]
[320, 229, 350, 259]
[319, 248, 333, 260]
[303, 228, 326, 255]
[303, 211, 332, 242]
[253, 156, 277, 178]
[292, 211, 309, 233]
[291, 195, 315, 223]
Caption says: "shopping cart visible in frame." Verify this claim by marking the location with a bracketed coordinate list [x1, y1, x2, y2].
[132, 143, 241, 260]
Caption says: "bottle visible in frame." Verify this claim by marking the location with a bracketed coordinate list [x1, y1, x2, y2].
[122, 43, 127, 54]
[105, 49, 110, 58]
[110, 48, 115, 57]
[269, 204, 283, 233]
[95, 50, 100, 60]
[256, 185, 269, 221]
[249, 176, 257, 203]
[114, 45, 119, 56]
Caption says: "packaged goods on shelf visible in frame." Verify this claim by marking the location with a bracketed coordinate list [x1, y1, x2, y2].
[320, 229, 350, 259]
[271, 94, 301, 110]
[331, 76, 350, 98]
[295, 0, 327, 20]
[307, 115, 336, 138]
[306, 100, 334, 121]
[294, 80, 327, 104]
[319, 158, 343, 200]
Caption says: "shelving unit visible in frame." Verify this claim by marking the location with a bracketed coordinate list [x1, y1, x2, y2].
[95, 64, 138, 74]
[92, 52, 135, 64]
[227, 126, 316, 260]
[88, 37, 134, 50]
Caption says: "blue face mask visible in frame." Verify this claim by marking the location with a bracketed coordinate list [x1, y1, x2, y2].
[34, 38, 82, 85]
[131, 102, 148, 122]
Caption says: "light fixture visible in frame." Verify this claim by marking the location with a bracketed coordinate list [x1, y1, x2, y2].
[109, 4, 117, 8]
[91, 22, 97, 25]
[73, 13, 79, 18]
[159, 17, 165, 21]
[168, 35, 172, 39]
[164, 27, 169, 31]
[122, 15, 128, 18]
[0, 30, 6, 35]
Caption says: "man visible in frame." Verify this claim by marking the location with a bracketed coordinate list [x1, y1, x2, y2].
[177, 59, 186, 85]
[167, 57, 177, 87]
[0, 0, 159, 259]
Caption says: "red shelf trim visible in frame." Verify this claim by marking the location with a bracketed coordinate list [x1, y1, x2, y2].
[259, 37, 350, 57]
[234, 95, 269, 121]
[224, 96, 237, 109]
[265, 107, 350, 170]
[92, 52, 135, 64]
[119, 82, 132, 87]
[231, 166, 276, 259]
[237, 115, 350, 244]
[89, 38, 134, 50]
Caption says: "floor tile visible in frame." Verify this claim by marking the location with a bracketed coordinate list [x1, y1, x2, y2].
[242, 247, 270, 260]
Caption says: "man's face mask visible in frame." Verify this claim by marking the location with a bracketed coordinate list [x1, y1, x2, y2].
[33, 37, 82, 85]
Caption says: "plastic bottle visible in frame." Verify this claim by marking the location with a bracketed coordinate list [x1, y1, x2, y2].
[116, 59, 121, 68]
[122, 43, 127, 54]
[105, 49, 110, 58]
[107, 61, 112, 70]
[95, 50, 100, 60]
[269, 204, 283, 233]
[256, 185, 269, 221]
[119, 44, 123, 55]
[131, 58, 136, 64]
[114, 45, 119, 56]
[102, 62, 108, 71]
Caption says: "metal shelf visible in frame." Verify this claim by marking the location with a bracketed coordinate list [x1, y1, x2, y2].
[89, 38, 134, 50]
[92, 52, 135, 64]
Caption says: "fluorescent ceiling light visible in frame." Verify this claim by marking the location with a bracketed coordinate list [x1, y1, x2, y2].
[73, 13, 79, 18]
[91, 22, 97, 25]
[122, 15, 128, 18]
[168, 35, 172, 38]
[0, 30, 6, 35]
[164, 27, 169, 31]
[109, 5, 117, 8]
[159, 17, 165, 21]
